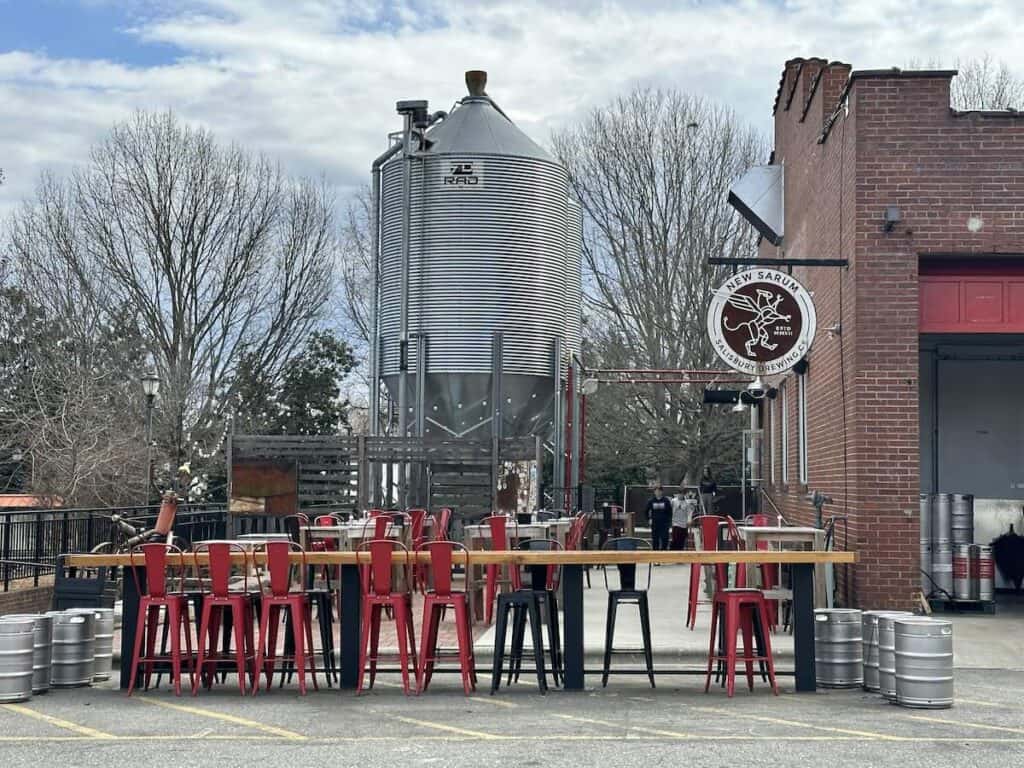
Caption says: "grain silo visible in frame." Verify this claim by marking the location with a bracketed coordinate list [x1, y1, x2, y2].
[369, 71, 582, 487]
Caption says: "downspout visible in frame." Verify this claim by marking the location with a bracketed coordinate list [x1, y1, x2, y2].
[368, 140, 402, 509]
[369, 141, 403, 440]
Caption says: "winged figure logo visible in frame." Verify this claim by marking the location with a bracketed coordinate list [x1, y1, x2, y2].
[724, 289, 792, 357]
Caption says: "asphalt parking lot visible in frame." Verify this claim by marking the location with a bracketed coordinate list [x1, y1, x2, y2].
[1, 669, 1022, 768]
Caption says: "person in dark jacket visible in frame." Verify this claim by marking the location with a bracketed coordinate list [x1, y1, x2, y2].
[699, 467, 718, 516]
[646, 486, 673, 552]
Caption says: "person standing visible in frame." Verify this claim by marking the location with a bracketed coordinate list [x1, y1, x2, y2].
[646, 486, 673, 552]
[673, 490, 699, 550]
[699, 467, 718, 517]
[670, 490, 689, 550]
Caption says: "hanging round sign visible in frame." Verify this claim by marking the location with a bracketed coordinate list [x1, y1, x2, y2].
[706, 268, 817, 376]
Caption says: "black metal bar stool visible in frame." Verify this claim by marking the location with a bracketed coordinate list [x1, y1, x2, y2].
[508, 539, 563, 687]
[490, 539, 563, 694]
[279, 588, 336, 687]
[601, 536, 655, 688]
[490, 589, 548, 694]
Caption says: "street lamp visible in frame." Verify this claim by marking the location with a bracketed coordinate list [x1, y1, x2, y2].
[141, 371, 160, 503]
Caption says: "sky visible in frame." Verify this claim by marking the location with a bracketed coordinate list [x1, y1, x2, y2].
[2, 0, 1024, 219]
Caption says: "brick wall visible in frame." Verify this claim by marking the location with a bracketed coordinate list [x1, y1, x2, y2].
[0, 586, 54, 615]
[759, 61, 1024, 609]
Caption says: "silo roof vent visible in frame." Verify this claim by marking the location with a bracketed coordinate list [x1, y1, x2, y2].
[466, 70, 488, 98]
[419, 70, 555, 162]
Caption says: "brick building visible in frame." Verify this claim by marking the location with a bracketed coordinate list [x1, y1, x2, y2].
[750, 58, 1024, 609]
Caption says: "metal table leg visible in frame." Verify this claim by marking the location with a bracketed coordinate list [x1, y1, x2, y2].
[339, 563, 362, 689]
[562, 564, 584, 690]
[791, 563, 816, 692]
[120, 565, 145, 689]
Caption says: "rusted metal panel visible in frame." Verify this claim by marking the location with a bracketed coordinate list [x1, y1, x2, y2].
[229, 459, 298, 516]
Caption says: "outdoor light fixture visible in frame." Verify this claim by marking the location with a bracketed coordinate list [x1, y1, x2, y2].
[140, 371, 161, 505]
[141, 371, 161, 399]
[731, 401, 746, 413]
[883, 206, 901, 232]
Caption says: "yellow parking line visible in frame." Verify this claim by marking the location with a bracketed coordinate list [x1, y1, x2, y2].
[134, 697, 306, 740]
[385, 714, 504, 740]
[471, 696, 518, 708]
[687, 704, 909, 741]
[0, 731, 1020, 745]
[906, 714, 1024, 735]
[956, 697, 1014, 709]
[555, 713, 693, 739]
[1, 704, 116, 739]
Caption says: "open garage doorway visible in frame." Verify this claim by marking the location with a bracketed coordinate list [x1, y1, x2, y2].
[920, 335, 1024, 605]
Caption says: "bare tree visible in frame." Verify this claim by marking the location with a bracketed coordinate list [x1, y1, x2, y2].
[0, 283, 148, 505]
[11, 364, 146, 506]
[908, 54, 1023, 110]
[553, 89, 766, 484]
[338, 187, 373, 350]
[952, 54, 1023, 111]
[7, 111, 336, 472]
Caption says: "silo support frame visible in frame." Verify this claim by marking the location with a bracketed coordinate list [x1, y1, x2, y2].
[552, 337, 564, 493]
[564, 361, 574, 512]
[411, 333, 428, 506]
[535, 435, 544, 511]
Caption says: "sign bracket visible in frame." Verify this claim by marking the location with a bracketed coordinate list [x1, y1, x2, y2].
[709, 257, 848, 268]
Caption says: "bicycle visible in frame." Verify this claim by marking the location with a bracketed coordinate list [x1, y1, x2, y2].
[89, 492, 183, 554]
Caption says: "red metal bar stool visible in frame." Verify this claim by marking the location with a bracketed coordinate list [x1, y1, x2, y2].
[687, 515, 728, 629]
[362, 512, 412, 620]
[418, 540, 476, 694]
[724, 516, 748, 589]
[284, 514, 338, 687]
[408, 508, 429, 589]
[307, 513, 340, 587]
[434, 508, 452, 541]
[357, 539, 418, 695]
[127, 543, 195, 696]
[746, 513, 780, 629]
[192, 541, 257, 695]
[252, 541, 319, 695]
[284, 512, 311, 544]
[482, 515, 517, 625]
[361, 511, 412, 542]
[565, 513, 591, 588]
[704, 587, 778, 697]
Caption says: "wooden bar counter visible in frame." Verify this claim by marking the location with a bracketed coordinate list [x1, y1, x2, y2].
[66, 549, 856, 694]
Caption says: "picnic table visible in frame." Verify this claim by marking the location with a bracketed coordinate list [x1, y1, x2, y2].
[301, 518, 434, 552]
[739, 525, 829, 607]
[65, 548, 855, 695]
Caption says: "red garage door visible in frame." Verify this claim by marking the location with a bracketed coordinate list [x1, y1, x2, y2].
[920, 262, 1024, 333]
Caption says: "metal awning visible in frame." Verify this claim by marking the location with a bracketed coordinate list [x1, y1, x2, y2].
[728, 164, 784, 246]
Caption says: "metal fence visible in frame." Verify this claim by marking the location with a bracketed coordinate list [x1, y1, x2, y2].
[0, 504, 227, 592]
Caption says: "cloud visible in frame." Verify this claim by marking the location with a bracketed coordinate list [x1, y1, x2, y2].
[2, 0, 1024, 220]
